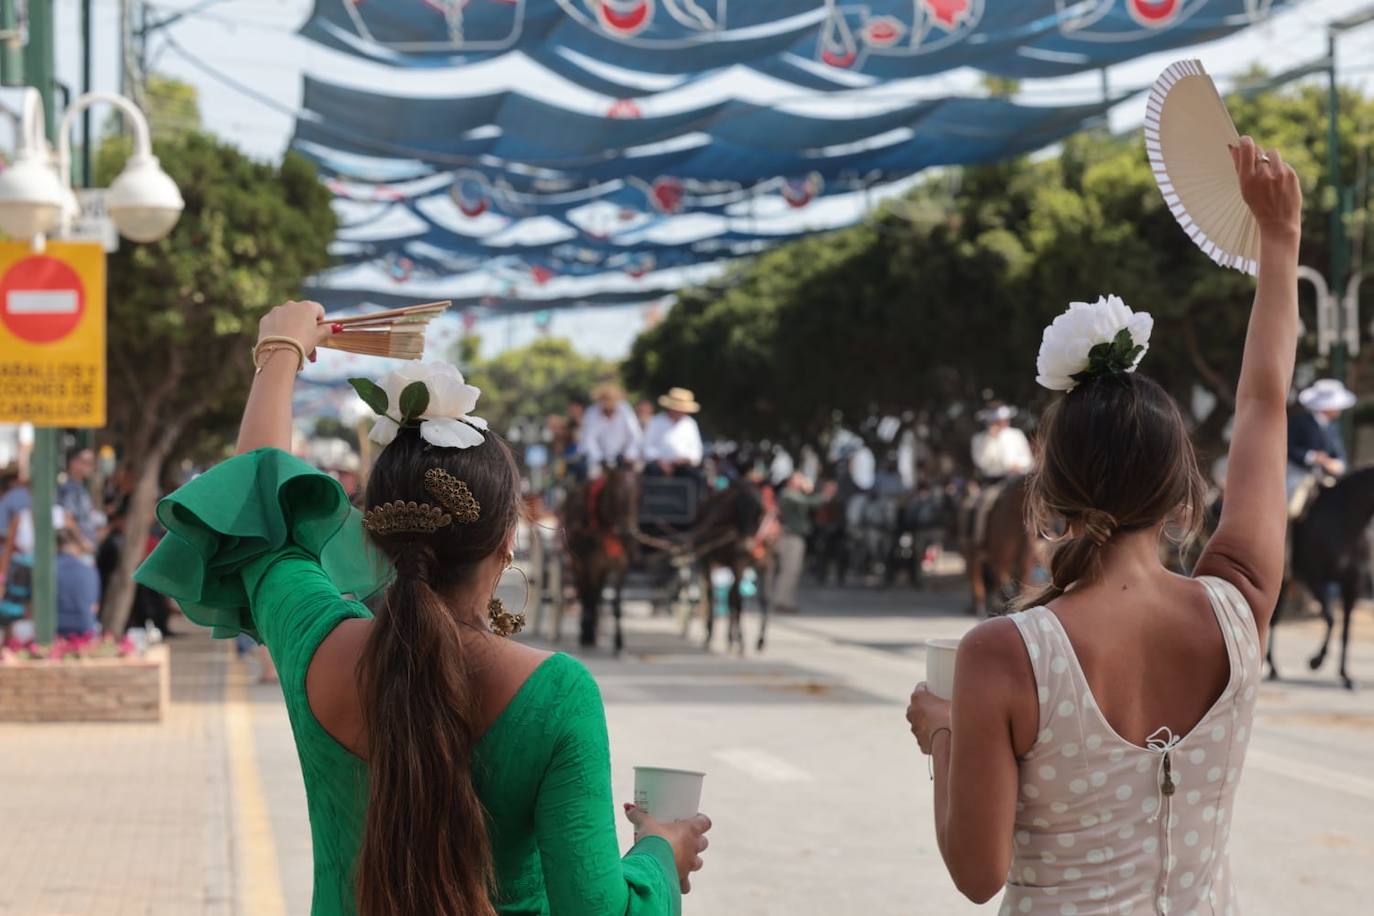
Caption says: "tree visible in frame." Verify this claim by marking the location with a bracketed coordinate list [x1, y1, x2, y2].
[623, 77, 1374, 467]
[463, 337, 614, 440]
[98, 129, 336, 632]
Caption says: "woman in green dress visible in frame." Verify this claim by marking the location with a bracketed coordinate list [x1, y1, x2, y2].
[136, 300, 711, 916]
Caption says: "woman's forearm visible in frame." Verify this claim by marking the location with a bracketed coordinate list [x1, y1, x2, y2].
[931, 731, 953, 862]
[1234, 226, 1300, 408]
[236, 349, 298, 455]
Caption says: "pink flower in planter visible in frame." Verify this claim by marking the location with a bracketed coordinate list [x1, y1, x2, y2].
[117, 635, 136, 658]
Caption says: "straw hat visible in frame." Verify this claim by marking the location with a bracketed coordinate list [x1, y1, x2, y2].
[593, 381, 625, 402]
[658, 387, 701, 414]
[1298, 379, 1356, 413]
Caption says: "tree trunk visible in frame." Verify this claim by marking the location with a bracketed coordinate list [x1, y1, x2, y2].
[100, 423, 184, 635]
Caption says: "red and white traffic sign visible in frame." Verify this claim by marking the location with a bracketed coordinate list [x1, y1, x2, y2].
[0, 255, 86, 344]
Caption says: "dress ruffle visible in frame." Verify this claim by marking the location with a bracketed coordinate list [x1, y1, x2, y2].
[135, 447, 390, 641]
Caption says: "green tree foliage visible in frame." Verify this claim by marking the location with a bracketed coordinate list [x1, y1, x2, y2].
[624, 80, 1374, 460]
[97, 126, 335, 631]
[464, 337, 614, 436]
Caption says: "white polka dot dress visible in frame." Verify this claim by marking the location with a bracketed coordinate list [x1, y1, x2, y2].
[1000, 577, 1260, 916]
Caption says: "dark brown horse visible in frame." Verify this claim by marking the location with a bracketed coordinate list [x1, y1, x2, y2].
[963, 477, 1037, 616]
[1268, 467, 1374, 690]
[687, 479, 767, 654]
[563, 466, 638, 653]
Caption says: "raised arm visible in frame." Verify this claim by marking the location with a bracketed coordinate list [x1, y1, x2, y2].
[1194, 136, 1303, 630]
[236, 301, 330, 455]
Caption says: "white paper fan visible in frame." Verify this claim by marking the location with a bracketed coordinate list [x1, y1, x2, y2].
[1144, 59, 1258, 276]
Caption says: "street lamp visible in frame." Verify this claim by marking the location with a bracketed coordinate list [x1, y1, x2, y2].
[0, 89, 66, 244]
[58, 92, 183, 243]
[0, 87, 183, 248]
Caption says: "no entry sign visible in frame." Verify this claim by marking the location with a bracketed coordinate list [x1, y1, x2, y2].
[0, 241, 106, 427]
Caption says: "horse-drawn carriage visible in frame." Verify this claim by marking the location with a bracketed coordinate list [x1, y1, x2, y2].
[531, 469, 770, 656]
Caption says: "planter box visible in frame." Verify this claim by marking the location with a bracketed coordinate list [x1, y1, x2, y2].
[0, 644, 169, 722]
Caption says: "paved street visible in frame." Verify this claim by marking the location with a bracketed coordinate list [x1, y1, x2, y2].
[2, 580, 1372, 915]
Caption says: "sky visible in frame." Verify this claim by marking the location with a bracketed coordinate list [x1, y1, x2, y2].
[27, 0, 1374, 365]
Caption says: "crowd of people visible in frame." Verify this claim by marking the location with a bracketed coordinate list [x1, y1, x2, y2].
[0, 444, 175, 647]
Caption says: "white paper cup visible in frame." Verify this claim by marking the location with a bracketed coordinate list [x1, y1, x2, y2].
[634, 766, 705, 823]
[924, 638, 962, 700]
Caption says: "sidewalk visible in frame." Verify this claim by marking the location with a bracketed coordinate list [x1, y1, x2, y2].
[0, 633, 234, 916]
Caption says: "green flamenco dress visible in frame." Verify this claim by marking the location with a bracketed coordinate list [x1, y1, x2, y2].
[136, 448, 680, 916]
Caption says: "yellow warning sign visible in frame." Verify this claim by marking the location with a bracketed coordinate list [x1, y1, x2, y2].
[0, 241, 106, 427]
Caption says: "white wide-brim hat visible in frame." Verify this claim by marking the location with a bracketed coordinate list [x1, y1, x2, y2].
[1298, 378, 1356, 412]
[977, 404, 1018, 423]
[658, 387, 701, 414]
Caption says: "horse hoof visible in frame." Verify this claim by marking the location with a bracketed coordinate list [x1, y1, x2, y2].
[1308, 654, 1325, 672]
[1342, 675, 1358, 691]
[1265, 666, 1281, 682]
[756, 639, 766, 653]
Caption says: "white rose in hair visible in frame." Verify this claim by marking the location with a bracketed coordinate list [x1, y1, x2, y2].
[1036, 295, 1154, 392]
[353, 361, 488, 449]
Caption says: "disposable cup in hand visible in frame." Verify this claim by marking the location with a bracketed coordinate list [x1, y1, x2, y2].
[924, 638, 961, 700]
[633, 766, 705, 823]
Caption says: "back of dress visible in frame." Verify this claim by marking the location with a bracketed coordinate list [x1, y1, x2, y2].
[1003, 577, 1262, 916]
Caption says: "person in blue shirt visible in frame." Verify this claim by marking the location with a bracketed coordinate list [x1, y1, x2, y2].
[56, 528, 101, 637]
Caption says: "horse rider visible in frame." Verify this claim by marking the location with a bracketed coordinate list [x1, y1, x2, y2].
[1287, 378, 1355, 517]
[969, 402, 1033, 543]
[642, 387, 704, 479]
[580, 382, 642, 478]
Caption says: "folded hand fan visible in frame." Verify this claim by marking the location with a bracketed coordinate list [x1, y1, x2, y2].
[1144, 60, 1258, 276]
[317, 300, 450, 360]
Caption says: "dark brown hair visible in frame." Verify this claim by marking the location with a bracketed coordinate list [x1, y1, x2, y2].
[356, 426, 521, 916]
[1022, 374, 1207, 608]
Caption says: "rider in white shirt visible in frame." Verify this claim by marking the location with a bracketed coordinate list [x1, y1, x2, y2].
[580, 383, 642, 478]
[971, 404, 1033, 480]
[642, 387, 704, 475]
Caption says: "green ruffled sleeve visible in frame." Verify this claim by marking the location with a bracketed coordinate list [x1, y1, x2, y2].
[134, 447, 391, 641]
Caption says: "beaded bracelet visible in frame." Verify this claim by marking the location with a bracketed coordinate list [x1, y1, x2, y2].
[253, 335, 306, 373]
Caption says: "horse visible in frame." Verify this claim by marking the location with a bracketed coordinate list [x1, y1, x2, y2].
[562, 465, 638, 653]
[963, 476, 1036, 616]
[687, 478, 768, 654]
[1268, 467, 1374, 690]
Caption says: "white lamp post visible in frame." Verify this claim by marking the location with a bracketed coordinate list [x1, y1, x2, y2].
[0, 89, 67, 245]
[0, 87, 183, 249]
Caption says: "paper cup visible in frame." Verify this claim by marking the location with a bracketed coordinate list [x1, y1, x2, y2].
[634, 766, 705, 823]
[924, 638, 962, 700]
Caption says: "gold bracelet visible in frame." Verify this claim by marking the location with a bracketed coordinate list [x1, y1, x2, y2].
[253, 335, 305, 373]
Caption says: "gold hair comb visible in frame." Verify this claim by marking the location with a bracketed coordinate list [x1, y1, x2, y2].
[362, 500, 452, 536]
[423, 468, 481, 524]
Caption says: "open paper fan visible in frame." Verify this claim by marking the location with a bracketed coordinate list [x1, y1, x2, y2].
[1145, 60, 1258, 276]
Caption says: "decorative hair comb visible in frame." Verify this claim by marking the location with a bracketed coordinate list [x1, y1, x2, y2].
[424, 468, 482, 524]
[362, 500, 452, 537]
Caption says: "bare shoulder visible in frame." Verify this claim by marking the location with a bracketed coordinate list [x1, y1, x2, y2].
[957, 616, 1029, 674]
[306, 617, 373, 755]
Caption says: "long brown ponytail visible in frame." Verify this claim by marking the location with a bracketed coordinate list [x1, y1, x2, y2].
[1022, 374, 1207, 609]
[356, 427, 522, 916]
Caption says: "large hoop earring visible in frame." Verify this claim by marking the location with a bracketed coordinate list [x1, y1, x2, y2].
[487, 597, 526, 638]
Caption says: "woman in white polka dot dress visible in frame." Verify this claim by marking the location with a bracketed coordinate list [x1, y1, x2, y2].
[906, 137, 1302, 916]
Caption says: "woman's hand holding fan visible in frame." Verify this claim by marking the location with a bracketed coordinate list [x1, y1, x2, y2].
[1230, 136, 1302, 242]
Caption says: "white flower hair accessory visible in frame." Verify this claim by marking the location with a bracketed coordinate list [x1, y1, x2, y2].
[1036, 295, 1154, 392]
[349, 361, 488, 449]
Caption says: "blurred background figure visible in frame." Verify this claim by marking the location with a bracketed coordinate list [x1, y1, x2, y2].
[581, 382, 642, 477]
[643, 387, 704, 478]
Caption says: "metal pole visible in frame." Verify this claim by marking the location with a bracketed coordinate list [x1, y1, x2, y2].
[81, 0, 92, 187]
[0, 0, 21, 85]
[24, 0, 58, 644]
[1328, 32, 1349, 384]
